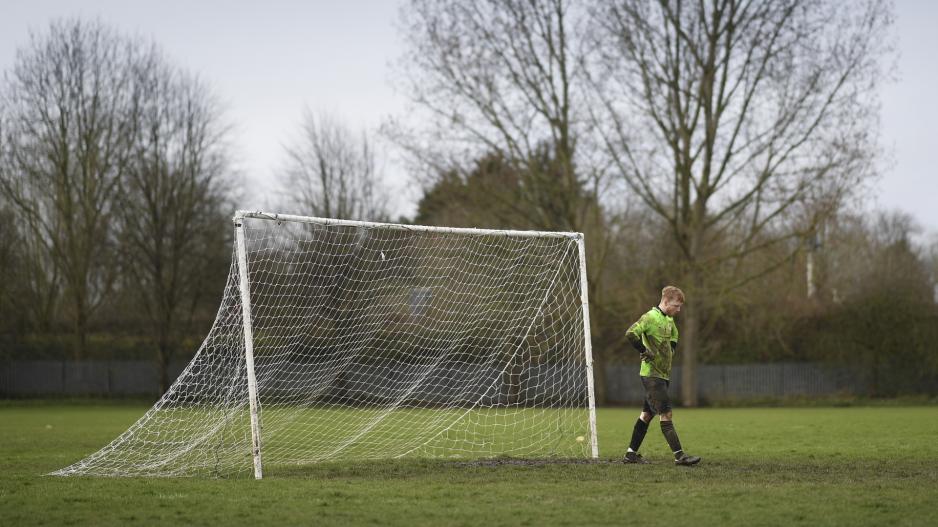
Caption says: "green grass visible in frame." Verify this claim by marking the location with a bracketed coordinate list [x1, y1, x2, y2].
[2, 403, 937, 526]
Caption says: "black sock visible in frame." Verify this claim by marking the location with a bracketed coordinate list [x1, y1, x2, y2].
[628, 418, 650, 452]
[660, 421, 684, 457]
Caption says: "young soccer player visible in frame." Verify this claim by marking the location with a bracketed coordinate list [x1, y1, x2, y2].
[623, 286, 701, 466]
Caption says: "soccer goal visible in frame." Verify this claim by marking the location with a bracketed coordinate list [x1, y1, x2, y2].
[52, 211, 598, 478]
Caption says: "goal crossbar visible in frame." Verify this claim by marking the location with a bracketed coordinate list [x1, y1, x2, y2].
[236, 210, 582, 240]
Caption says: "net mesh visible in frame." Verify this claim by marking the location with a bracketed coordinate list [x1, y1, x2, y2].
[52, 214, 594, 477]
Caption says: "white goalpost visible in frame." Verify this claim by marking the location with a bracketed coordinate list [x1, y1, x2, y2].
[52, 211, 598, 478]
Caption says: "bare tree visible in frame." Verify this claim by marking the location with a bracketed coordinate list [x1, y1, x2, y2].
[391, 0, 603, 233]
[588, 0, 894, 404]
[280, 110, 389, 221]
[0, 122, 33, 335]
[0, 117, 61, 333]
[0, 19, 144, 358]
[117, 53, 233, 391]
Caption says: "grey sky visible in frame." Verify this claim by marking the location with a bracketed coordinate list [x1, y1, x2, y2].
[878, 0, 938, 235]
[1, 0, 936, 232]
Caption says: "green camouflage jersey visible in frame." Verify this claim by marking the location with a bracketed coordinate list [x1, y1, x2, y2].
[625, 307, 679, 380]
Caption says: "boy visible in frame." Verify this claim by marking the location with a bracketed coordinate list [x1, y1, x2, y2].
[623, 286, 701, 466]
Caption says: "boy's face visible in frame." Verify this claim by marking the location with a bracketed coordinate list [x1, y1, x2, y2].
[661, 298, 683, 317]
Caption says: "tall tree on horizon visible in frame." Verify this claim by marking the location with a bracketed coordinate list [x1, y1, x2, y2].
[390, 0, 601, 234]
[588, 0, 894, 404]
[0, 19, 142, 358]
[117, 51, 234, 392]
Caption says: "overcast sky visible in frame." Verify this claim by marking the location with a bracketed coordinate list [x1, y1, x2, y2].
[1, 0, 936, 233]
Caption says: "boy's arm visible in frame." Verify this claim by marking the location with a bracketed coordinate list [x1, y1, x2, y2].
[625, 320, 645, 352]
[625, 316, 653, 360]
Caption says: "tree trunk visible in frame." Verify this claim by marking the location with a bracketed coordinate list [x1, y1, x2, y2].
[157, 323, 172, 393]
[73, 296, 88, 360]
[679, 204, 706, 407]
[680, 301, 700, 407]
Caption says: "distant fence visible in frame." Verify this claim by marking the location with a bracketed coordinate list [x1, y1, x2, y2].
[1, 359, 865, 401]
[605, 363, 866, 403]
[0, 360, 188, 397]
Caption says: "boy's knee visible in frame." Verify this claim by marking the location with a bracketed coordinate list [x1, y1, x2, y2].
[639, 411, 653, 423]
[659, 411, 673, 422]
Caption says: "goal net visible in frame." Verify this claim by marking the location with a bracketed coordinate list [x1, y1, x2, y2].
[52, 211, 597, 478]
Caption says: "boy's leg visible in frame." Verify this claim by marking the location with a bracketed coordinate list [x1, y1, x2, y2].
[665, 417, 700, 465]
[646, 378, 701, 465]
[624, 415, 652, 463]
[627, 411, 652, 452]
[624, 379, 655, 463]
[659, 415, 685, 456]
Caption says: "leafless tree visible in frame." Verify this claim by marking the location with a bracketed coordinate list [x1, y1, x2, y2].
[279, 110, 389, 221]
[588, 0, 894, 404]
[117, 53, 233, 391]
[391, 0, 604, 233]
[0, 19, 143, 358]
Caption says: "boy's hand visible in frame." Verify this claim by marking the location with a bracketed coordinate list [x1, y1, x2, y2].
[639, 350, 655, 363]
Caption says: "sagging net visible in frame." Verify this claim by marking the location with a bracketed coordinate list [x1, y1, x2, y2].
[53, 214, 594, 477]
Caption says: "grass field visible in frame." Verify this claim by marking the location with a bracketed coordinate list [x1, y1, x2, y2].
[2, 402, 937, 526]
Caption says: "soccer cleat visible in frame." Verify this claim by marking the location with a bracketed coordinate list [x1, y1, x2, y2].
[674, 452, 701, 466]
[623, 451, 650, 464]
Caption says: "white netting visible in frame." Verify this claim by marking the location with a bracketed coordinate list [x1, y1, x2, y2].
[53, 213, 595, 477]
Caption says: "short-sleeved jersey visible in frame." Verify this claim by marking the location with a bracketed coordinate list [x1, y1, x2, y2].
[625, 307, 679, 380]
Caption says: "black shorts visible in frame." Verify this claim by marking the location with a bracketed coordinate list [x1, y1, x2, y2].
[641, 376, 672, 416]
